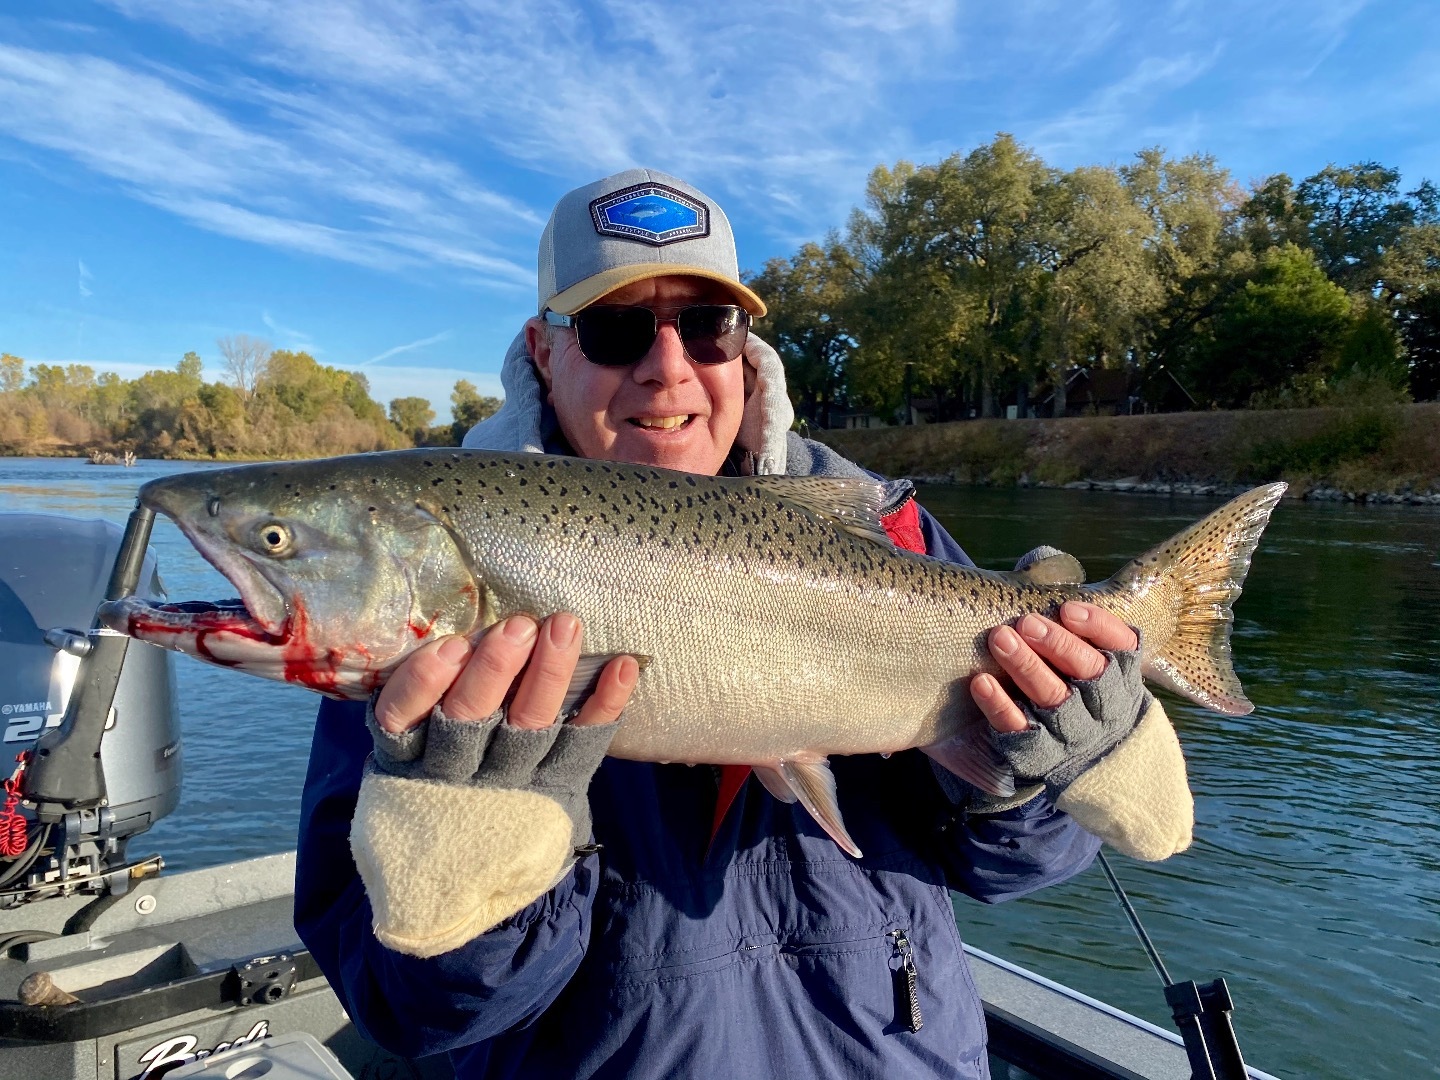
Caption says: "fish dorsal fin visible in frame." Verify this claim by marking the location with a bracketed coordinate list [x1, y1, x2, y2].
[746, 476, 891, 547]
[1014, 546, 1087, 585]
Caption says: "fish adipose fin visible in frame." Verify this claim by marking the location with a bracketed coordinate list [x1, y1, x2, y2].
[773, 757, 863, 858]
[1115, 482, 1287, 716]
[746, 476, 892, 547]
[1014, 547, 1087, 585]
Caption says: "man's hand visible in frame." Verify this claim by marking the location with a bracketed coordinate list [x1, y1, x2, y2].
[970, 601, 1139, 734]
[373, 613, 640, 734]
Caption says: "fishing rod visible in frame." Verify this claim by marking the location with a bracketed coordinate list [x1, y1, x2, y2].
[1096, 850, 1250, 1080]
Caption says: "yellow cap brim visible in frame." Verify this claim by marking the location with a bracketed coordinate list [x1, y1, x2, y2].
[547, 263, 767, 318]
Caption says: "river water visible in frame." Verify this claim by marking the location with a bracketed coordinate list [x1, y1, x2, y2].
[1, 456, 1436, 1079]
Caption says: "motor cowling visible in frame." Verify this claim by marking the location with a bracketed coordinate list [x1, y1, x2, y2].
[0, 514, 181, 902]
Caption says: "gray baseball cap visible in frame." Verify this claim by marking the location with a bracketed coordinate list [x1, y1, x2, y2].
[537, 168, 767, 318]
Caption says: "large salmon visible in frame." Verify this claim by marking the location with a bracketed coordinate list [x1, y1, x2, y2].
[101, 449, 1285, 854]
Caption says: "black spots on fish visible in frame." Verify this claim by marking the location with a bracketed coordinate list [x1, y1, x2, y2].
[685, 475, 697, 487]
[431, 477, 444, 486]
[422, 460, 434, 468]
[367, 505, 378, 514]
[545, 459, 557, 470]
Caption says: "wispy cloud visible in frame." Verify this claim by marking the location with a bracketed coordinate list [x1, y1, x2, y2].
[77, 258, 93, 298]
[365, 330, 454, 366]
[0, 41, 534, 284]
[261, 310, 314, 350]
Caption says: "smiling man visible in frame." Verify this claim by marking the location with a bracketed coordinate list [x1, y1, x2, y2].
[295, 169, 1194, 1079]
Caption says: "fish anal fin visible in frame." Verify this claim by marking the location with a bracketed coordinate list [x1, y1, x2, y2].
[920, 735, 1017, 799]
[753, 764, 798, 803]
[778, 757, 863, 857]
[747, 476, 891, 547]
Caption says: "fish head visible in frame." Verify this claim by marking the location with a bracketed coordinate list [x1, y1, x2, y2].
[101, 460, 483, 698]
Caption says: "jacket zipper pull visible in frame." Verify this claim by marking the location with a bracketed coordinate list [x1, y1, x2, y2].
[889, 928, 923, 1033]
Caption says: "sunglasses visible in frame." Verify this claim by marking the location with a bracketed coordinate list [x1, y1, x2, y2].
[543, 304, 751, 367]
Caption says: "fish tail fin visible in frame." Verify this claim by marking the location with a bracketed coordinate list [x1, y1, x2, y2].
[1110, 483, 1287, 717]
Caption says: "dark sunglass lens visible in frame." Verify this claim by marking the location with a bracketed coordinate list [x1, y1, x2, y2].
[678, 306, 748, 364]
[577, 307, 656, 366]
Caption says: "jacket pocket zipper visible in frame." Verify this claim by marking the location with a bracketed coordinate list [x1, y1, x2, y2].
[889, 928, 923, 1032]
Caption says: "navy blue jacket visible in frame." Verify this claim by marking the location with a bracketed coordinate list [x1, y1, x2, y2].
[295, 505, 1101, 1078]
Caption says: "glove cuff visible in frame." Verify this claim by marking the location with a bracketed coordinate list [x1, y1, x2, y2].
[1055, 697, 1193, 861]
[351, 769, 575, 958]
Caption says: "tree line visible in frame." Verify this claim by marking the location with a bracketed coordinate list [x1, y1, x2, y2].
[0, 335, 501, 459]
[748, 135, 1440, 426]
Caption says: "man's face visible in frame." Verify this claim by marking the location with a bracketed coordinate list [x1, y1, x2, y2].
[528, 276, 747, 476]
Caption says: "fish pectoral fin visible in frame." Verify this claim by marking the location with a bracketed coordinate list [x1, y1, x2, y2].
[753, 764, 798, 804]
[746, 476, 891, 548]
[920, 735, 1017, 799]
[559, 653, 652, 714]
[778, 757, 863, 858]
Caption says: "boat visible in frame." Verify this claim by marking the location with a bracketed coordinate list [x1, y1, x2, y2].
[0, 510, 1279, 1079]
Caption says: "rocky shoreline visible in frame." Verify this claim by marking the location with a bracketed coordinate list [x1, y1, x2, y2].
[907, 473, 1440, 505]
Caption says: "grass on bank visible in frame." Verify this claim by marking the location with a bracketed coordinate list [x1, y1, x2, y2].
[818, 402, 1440, 495]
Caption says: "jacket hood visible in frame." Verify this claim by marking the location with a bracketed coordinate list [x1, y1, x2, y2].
[461, 329, 795, 476]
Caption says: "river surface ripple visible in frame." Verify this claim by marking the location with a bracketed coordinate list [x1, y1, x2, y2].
[2, 458, 1436, 1080]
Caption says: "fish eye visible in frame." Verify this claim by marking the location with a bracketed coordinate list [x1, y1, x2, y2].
[256, 522, 293, 556]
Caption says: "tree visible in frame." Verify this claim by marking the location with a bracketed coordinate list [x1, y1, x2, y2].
[1179, 244, 1354, 407]
[1031, 165, 1156, 415]
[1378, 221, 1440, 400]
[178, 351, 203, 381]
[1295, 163, 1427, 293]
[216, 334, 271, 400]
[1, 354, 25, 395]
[746, 240, 862, 427]
[389, 396, 435, 441]
[450, 380, 501, 442]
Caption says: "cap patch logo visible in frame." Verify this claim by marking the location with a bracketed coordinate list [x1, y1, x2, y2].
[590, 183, 710, 246]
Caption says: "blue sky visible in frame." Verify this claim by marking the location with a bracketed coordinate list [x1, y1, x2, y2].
[3, 1, 1438, 420]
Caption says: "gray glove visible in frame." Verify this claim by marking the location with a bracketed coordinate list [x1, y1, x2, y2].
[993, 643, 1151, 798]
[367, 703, 617, 853]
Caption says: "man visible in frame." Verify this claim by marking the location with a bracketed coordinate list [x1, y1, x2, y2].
[295, 169, 1193, 1078]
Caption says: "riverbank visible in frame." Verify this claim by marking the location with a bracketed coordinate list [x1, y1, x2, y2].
[818, 402, 1440, 504]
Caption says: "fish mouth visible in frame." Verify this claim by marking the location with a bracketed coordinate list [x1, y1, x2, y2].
[98, 595, 286, 664]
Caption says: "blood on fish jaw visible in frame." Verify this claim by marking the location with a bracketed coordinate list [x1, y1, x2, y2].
[103, 594, 385, 700]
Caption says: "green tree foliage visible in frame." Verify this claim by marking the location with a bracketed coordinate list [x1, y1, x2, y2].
[757, 137, 1439, 418]
[389, 396, 435, 442]
[449, 380, 502, 444]
[0, 348, 444, 459]
[1178, 245, 1353, 408]
[746, 240, 861, 427]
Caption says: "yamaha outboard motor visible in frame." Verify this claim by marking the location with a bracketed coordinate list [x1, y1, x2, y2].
[0, 514, 181, 905]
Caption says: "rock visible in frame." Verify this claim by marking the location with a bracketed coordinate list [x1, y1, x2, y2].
[1063, 481, 1091, 490]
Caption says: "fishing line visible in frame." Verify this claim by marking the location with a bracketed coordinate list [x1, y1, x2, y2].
[1096, 849, 1172, 986]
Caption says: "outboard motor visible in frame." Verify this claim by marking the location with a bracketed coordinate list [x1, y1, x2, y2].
[0, 514, 181, 906]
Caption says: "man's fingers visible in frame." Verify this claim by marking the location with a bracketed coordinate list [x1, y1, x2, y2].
[374, 635, 474, 733]
[1058, 601, 1139, 652]
[988, 625, 1071, 708]
[971, 673, 1029, 733]
[507, 613, 584, 730]
[440, 616, 539, 722]
[1016, 613, 1107, 682]
[572, 656, 640, 726]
